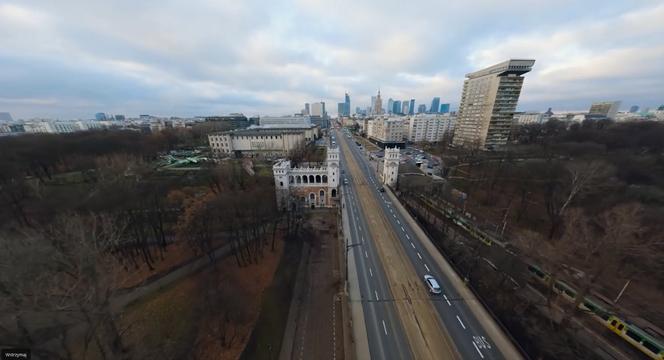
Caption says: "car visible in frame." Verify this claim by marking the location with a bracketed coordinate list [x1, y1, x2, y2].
[424, 275, 442, 294]
[343, 178, 349, 185]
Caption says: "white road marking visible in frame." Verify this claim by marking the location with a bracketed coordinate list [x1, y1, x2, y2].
[405, 234, 410, 240]
[456, 315, 466, 329]
[417, 252, 422, 260]
[361, 236, 364, 243]
[443, 294, 452, 306]
[375, 291, 380, 301]
[369, 267, 373, 277]
[401, 226, 406, 232]
[410, 242, 415, 249]
[424, 264, 430, 272]
[396, 219, 401, 225]
[393, 214, 397, 218]
[382, 320, 388, 335]
[473, 342, 485, 359]
[364, 251, 368, 258]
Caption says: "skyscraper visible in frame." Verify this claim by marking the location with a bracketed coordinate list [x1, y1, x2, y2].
[453, 59, 535, 149]
[311, 102, 324, 117]
[344, 92, 351, 116]
[409, 99, 416, 115]
[337, 103, 345, 117]
[402, 100, 409, 115]
[629, 105, 639, 113]
[370, 96, 377, 114]
[417, 104, 427, 113]
[439, 103, 450, 114]
[387, 98, 394, 114]
[373, 90, 383, 115]
[304, 103, 310, 115]
[393, 100, 402, 114]
[430, 97, 440, 113]
[95, 112, 107, 121]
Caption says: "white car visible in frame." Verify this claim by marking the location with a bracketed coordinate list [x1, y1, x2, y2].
[424, 275, 442, 294]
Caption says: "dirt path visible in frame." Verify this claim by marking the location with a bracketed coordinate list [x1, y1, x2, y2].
[341, 140, 460, 360]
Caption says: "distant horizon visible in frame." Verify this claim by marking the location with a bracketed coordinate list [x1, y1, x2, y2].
[1, 1, 663, 119]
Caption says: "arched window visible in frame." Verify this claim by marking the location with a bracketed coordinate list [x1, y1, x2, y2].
[303, 176, 308, 183]
[309, 175, 315, 183]
[319, 190, 325, 197]
[316, 175, 321, 183]
[322, 175, 328, 183]
[296, 175, 301, 184]
[309, 193, 315, 200]
[331, 189, 337, 197]
[289, 176, 294, 183]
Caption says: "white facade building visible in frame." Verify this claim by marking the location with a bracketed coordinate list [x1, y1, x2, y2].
[273, 147, 340, 210]
[368, 117, 405, 145]
[260, 116, 311, 127]
[382, 147, 400, 187]
[406, 114, 456, 142]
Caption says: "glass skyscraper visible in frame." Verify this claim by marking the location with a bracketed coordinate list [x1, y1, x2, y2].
[430, 97, 440, 113]
[409, 99, 415, 115]
[344, 92, 351, 116]
[440, 103, 450, 114]
[393, 100, 402, 114]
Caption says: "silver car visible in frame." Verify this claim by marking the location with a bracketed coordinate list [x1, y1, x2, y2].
[424, 275, 442, 294]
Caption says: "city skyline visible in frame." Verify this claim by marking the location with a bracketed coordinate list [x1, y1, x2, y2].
[1, 0, 663, 118]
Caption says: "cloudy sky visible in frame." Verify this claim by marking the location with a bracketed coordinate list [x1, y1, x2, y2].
[1, 0, 663, 119]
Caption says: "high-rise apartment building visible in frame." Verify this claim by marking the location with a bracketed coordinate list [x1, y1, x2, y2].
[453, 59, 535, 149]
[588, 101, 621, 120]
[430, 97, 440, 113]
[409, 99, 416, 115]
[406, 114, 456, 142]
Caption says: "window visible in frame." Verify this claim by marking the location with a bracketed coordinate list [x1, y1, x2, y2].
[331, 189, 337, 197]
[279, 181, 283, 186]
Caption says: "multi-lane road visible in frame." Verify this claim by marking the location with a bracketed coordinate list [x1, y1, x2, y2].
[336, 128, 522, 360]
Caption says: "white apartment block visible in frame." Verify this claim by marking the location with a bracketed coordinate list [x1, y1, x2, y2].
[406, 114, 456, 142]
[260, 116, 311, 127]
[453, 59, 535, 149]
[208, 127, 315, 157]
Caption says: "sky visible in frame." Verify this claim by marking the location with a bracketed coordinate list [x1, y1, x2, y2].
[1, 0, 663, 119]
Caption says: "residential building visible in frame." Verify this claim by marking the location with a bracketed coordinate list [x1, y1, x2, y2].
[406, 113, 456, 142]
[514, 112, 544, 125]
[453, 59, 535, 149]
[430, 97, 440, 113]
[368, 117, 405, 147]
[588, 101, 621, 120]
[440, 103, 450, 114]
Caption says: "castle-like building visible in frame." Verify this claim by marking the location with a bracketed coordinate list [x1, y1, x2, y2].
[273, 147, 340, 210]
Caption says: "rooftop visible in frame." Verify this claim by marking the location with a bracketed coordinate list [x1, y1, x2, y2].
[466, 59, 535, 79]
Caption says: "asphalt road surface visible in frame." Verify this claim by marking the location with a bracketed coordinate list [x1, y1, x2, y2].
[336, 128, 521, 360]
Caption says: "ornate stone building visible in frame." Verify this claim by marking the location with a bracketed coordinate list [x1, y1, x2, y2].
[273, 147, 340, 210]
[381, 147, 400, 187]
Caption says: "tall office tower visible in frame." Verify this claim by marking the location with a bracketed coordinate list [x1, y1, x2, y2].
[373, 90, 383, 115]
[440, 103, 450, 113]
[95, 112, 107, 121]
[387, 98, 394, 114]
[409, 99, 415, 115]
[453, 59, 535, 149]
[304, 103, 310, 115]
[393, 100, 402, 114]
[588, 101, 621, 120]
[370, 96, 377, 114]
[337, 103, 345, 117]
[430, 97, 440, 113]
[417, 104, 427, 113]
[311, 102, 324, 117]
[344, 92, 351, 116]
[402, 100, 409, 115]
[629, 105, 639, 113]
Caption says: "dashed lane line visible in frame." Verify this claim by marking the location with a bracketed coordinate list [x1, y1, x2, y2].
[417, 252, 422, 260]
[443, 294, 452, 306]
[382, 320, 388, 335]
[456, 315, 466, 330]
[410, 242, 415, 249]
[425, 264, 430, 272]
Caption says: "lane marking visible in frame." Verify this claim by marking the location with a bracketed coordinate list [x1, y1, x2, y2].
[369, 267, 373, 277]
[361, 236, 364, 243]
[424, 264, 430, 272]
[382, 320, 388, 335]
[417, 252, 422, 260]
[405, 234, 410, 240]
[396, 219, 401, 225]
[456, 315, 466, 329]
[443, 294, 452, 306]
[473, 342, 485, 359]
[364, 251, 368, 258]
[401, 226, 406, 232]
[375, 291, 380, 301]
[392, 214, 397, 218]
[410, 242, 415, 249]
